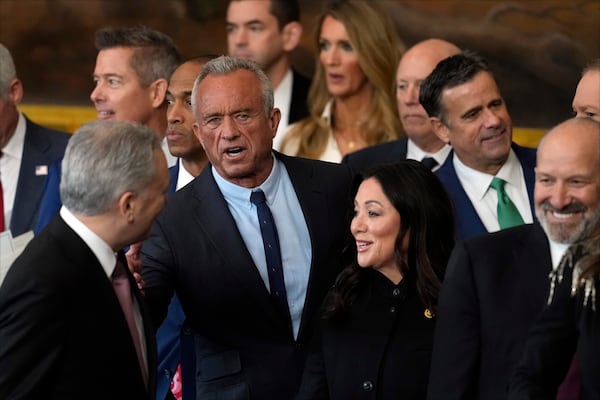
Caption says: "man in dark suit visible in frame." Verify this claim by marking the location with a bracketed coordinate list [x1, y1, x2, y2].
[140, 56, 352, 399]
[0, 120, 170, 399]
[153, 56, 211, 400]
[508, 117, 600, 398]
[420, 52, 537, 240]
[427, 118, 598, 400]
[0, 43, 70, 236]
[34, 26, 181, 233]
[342, 38, 460, 173]
[226, 0, 310, 150]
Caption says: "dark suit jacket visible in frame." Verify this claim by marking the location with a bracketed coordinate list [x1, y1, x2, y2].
[141, 152, 353, 400]
[509, 262, 600, 399]
[427, 223, 552, 400]
[341, 137, 408, 174]
[155, 161, 185, 400]
[289, 69, 311, 125]
[435, 143, 537, 241]
[0, 215, 156, 399]
[10, 117, 70, 236]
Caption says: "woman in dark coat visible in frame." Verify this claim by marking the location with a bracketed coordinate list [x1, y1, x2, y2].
[296, 160, 455, 399]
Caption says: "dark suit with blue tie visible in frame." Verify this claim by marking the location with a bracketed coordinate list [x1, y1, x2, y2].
[142, 152, 353, 400]
[9, 117, 70, 236]
[434, 142, 537, 241]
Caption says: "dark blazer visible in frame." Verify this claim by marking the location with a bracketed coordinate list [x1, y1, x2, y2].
[297, 268, 436, 400]
[341, 137, 409, 174]
[435, 143, 537, 241]
[141, 152, 353, 400]
[0, 215, 156, 399]
[10, 117, 70, 236]
[427, 223, 552, 400]
[155, 161, 185, 400]
[509, 262, 600, 399]
[289, 69, 311, 125]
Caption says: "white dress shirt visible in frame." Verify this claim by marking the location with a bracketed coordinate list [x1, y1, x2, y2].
[453, 150, 533, 232]
[406, 139, 452, 172]
[0, 113, 26, 230]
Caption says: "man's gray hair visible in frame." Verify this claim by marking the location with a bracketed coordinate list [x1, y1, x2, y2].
[191, 56, 274, 119]
[0, 43, 17, 99]
[60, 120, 160, 215]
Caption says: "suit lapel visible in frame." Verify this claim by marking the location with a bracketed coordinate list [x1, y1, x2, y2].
[11, 119, 51, 234]
[436, 152, 487, 240]
[189, 168, 282, 324]
[512, 143, 537, 217]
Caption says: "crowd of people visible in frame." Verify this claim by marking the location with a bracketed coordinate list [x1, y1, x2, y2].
[0, 1, 598, 399]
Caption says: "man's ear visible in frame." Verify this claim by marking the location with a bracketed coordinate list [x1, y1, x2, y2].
[8, 78, 23, 105]
[430, 117, 451, 144]
[118, 191, 137, 223]
[269, 108, 281, 139]
[150, 78, 169, 109]
[282, 21, 302, 52]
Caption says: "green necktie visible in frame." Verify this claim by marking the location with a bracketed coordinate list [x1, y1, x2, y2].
[490, 177, 525, 229]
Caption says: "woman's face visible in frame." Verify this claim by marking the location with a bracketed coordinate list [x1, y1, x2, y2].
[318, 15, 369, 99]
[351, 178, 403, 279]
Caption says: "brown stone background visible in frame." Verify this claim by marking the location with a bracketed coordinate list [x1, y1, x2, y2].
[1, 0, 598, 128]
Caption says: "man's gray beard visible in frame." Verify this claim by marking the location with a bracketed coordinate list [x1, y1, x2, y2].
[537, 204, 600, 245]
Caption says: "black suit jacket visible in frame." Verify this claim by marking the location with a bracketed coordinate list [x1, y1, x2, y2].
[0, 215, 156, 399]
[288, 69, 311, 125]
[427, 223, 553, 400]
[141, 152, 353, 399]
[10, 117, 70, 236]
[509, 260, 600, 399]
[341, 137, 409, 174]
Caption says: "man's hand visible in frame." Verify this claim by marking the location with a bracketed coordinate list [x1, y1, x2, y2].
[126, 242, 144, 290]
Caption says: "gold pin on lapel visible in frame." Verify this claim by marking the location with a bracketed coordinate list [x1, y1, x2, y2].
[424, 308, 434, 319]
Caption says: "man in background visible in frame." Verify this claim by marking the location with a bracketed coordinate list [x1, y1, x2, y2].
[0, 120, 169, 398]
[226, 0, 310, 149]
[572, 58, 600, 122]
[152, 55, 213, 400]
[343, 38, 460, 172]
[0, 43, 70, 236]
[420, 51, 537, 240]
[35, 25, 181, 231]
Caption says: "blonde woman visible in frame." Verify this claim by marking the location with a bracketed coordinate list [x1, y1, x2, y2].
[281, 0, 404, 162]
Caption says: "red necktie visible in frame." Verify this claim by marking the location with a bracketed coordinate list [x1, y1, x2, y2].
[0, 151, 5, 232]
[112, 260, 148, 387]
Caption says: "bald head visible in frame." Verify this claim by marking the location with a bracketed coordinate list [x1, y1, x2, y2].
[535, 117, 600, 243]
[396, 38, 461, 152]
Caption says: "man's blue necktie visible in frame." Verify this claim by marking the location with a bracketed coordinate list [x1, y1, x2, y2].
[250, 189, 291, 327]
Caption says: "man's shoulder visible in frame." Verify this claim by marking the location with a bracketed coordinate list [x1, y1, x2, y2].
[461, 223, 543, 253]
[343, 138, 408, 171]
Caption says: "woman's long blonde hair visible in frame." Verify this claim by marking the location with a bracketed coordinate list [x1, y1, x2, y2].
[282, 0, 405, 159]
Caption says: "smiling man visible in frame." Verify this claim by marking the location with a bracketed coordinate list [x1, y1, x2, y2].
[428, 117, 599, 400]
[419, 51, 537, 240]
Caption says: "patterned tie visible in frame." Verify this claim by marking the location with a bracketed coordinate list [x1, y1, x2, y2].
[420, 156, 438, 170]
[250, 189, 291, 328]
[489, 177, 524, 229]
[112, 260, 148, 387]
[0, 151, 5, 232]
